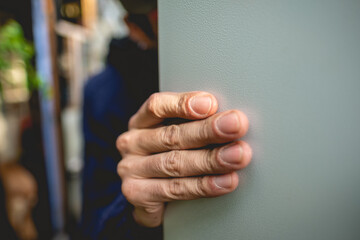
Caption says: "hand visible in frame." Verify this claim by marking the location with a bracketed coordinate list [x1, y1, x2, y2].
[116, 91, 252, 227]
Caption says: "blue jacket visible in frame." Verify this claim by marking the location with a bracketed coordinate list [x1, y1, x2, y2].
[81, 38, 161, 239]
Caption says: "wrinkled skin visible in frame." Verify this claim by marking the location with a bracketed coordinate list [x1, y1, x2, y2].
[117, 91, 252, 227]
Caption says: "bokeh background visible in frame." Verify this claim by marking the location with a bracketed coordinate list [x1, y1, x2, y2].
[0, 0, 128, 239]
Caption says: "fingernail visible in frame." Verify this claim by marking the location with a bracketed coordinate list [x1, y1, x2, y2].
[216, 112, 240, 134]
[214, 174, 233, 189]
[189, 96, 212, 115]
[220, 144, 243, 165]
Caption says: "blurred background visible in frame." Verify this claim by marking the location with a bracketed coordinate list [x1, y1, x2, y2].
[0, 0, 129, 239]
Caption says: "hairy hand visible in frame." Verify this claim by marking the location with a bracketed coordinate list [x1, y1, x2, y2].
[116, 91, 252, 227]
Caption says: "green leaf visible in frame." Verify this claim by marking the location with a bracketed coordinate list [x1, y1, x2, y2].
[0, 20, 41, 95]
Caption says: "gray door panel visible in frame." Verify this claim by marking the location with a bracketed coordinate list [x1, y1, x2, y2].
[159, 0, 360, 239]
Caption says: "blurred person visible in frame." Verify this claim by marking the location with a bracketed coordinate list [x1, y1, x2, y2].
[82, 0, 252, 239]
[19, 91, 53, 240]
[81, 0, 159, 239]
[0, 162, 38, 240]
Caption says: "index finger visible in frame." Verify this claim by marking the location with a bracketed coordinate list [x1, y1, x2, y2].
[128, 91, 218, 129]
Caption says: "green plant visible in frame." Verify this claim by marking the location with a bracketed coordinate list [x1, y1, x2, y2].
[0, 20, 41, 94]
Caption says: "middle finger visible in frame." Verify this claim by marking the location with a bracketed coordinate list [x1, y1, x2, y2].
[116, 110, 249, 155]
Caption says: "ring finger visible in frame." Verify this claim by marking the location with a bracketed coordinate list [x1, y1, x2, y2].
[118, 141, 252, 178]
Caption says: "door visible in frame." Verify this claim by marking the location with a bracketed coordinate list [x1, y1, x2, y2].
[159, 0, 360, 239]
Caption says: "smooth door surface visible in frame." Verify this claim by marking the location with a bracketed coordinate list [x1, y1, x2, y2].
[159, 0, 360, 239]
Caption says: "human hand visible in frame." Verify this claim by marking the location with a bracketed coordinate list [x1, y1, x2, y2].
[116, 91, 252, 227]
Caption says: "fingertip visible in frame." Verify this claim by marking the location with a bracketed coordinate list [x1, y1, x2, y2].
[230, 171, 239, 190]
[129, 92, 219, 129]
[238, 141, 253, 168]
[208, 94, 219, 115]
[237, 110, 249, 137]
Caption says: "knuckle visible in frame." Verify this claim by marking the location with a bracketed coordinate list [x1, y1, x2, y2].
[161, 150, 182, 177]
[201, 149, 218, 172]
[161, 125, 181, 149]
[147, 93, 162, 118]
[117, 159, 130, 179]
[200, 118, 214, 140]
[178, 94, 188, 115]
[128, 115, 136, 129]
[194, 177, 208, 197]
[121, 180, 137, 203]
[166, 179, 187, 199]
[116, 132, 131, 154]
